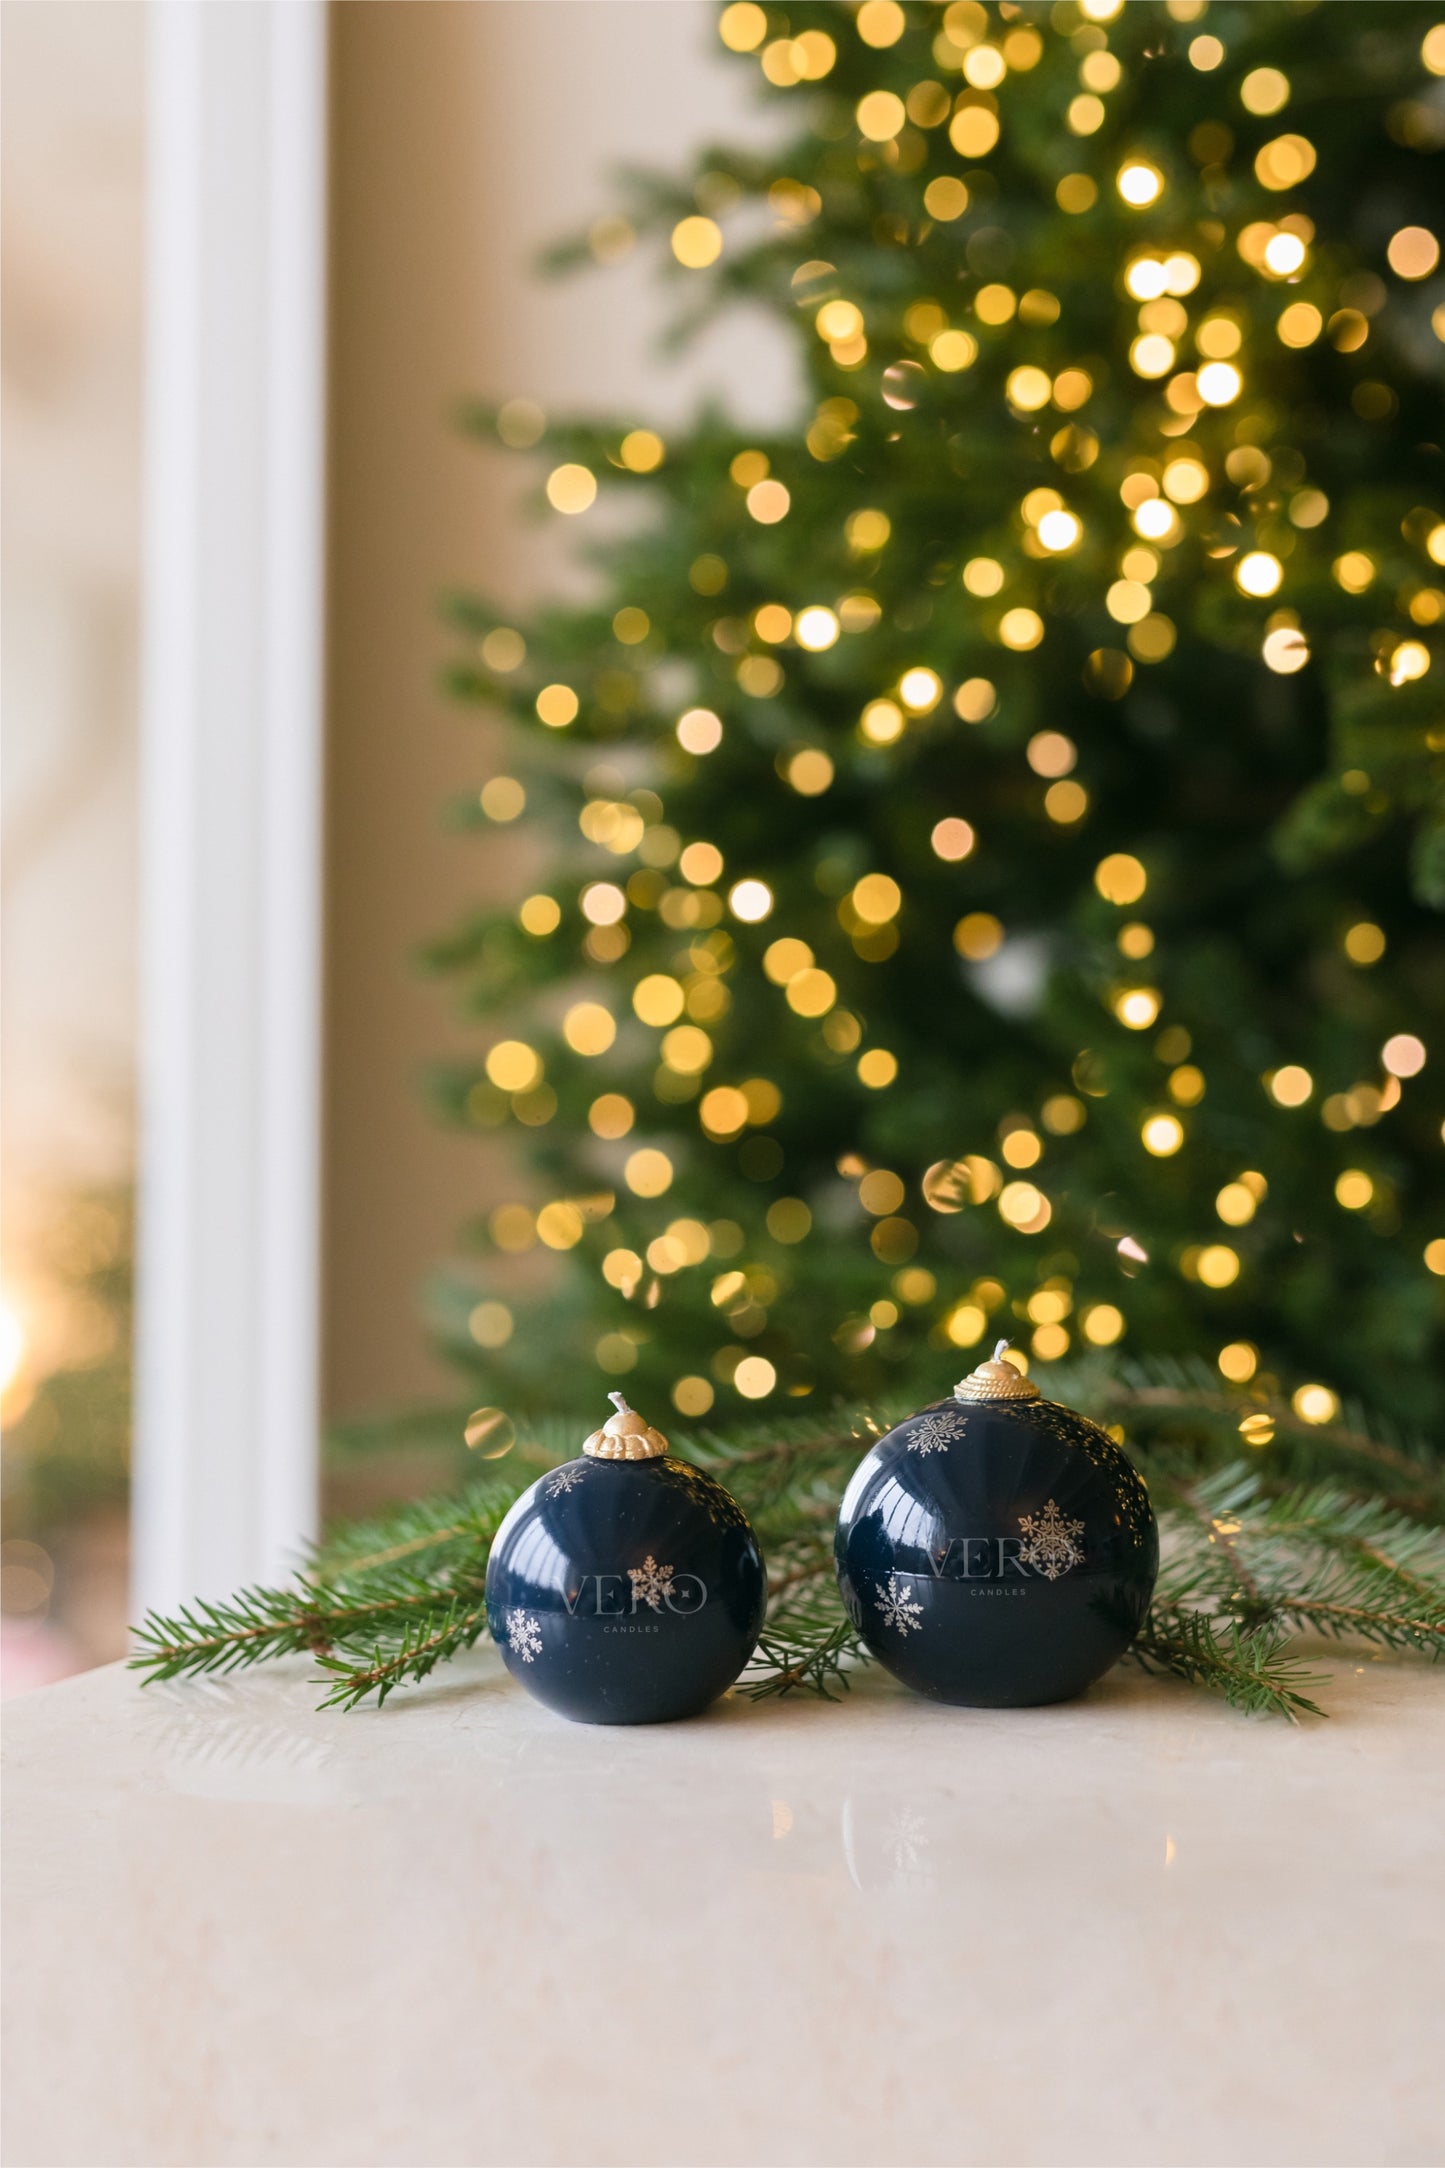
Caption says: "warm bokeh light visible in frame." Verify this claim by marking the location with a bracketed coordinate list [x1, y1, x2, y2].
[1387, 226, 1440, 280]
[1236, 551, 1283, 598]
[1292, 1383, 1339, 1425]
[563, 1002, 616, 1056]
[1197, 1244, 1240, 1289]
[899, 667, 943, 712]
[1117, 160, 1164, 207]
[546, 463, 596, 514]
[931, 817, 976, 862]
[536, 683, 579, 728]
[671, 216, 722, 269]
[1241, 67, 1290, 115]
[1196, 361, 1242, 406]
[1382, 1033, 1426, 1078]
[1114, 988, 1160, 1030]
[786, 748, 834, 795]
[676, 707, 723, 755]
[519, 894, 561, 937]
[795, 605, 840, 651]
[727, 878, 773, 923]
[1268, 1064, 1313, 1106]
[746, 479, 790, 524]
[857, 1048, 898, 1089]
[624, 1147, 674, 1198]
[954, 911, 1003, 961]
[856, 0, 905, 47]
[1343, 922, 1386, 965]
[856, 90, 906, 142]
[480, 777, 524, 822]
[1095, 853, 1147, 906]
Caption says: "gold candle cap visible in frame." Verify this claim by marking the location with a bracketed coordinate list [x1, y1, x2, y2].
[582, 1391, 670, 1461]
[954, 1340, 1041, 1404]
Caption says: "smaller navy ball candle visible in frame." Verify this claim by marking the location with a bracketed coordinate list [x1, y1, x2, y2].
[485, 1392, 767, 1725]
[835, 1343, 1157, 1708]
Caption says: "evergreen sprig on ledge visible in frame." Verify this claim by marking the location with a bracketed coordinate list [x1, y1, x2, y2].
[131, 1368, 1445, 1722]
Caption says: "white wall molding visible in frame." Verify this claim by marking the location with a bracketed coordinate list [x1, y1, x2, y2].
[133, 0, 328, 1612]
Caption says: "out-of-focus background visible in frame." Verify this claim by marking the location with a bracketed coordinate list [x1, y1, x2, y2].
[1, 0, 789, 1691]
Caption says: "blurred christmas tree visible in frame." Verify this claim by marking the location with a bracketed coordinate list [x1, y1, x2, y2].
[429, 0, 1444, 1439]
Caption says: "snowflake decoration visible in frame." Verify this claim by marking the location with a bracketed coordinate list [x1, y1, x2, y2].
[907, 1409, 964, 1456]
[876, 1574, 923, 1635]
[888, 1805, 930, 1873]
[506, 1610, 543, 1662]
[628, 1556, 676, 1612]
[1017, 1499, 1085, 1580]
[546, 1465, 586, 1498]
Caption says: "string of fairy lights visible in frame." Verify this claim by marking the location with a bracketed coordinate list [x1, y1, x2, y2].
[460, 0, 1442, 1430]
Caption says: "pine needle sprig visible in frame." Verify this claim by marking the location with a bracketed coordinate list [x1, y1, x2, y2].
[129, 1576, 450, 1683]
[309, 1479, 517, 1583]
[132, 1388, 1444, 1717]
[129, 1489, 518, 1693]
[746, 1573, 864, 1702]
[315, 1594, 492, 1711]
[1130, 1607, 1329, 1722]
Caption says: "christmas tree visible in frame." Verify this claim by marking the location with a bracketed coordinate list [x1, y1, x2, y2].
[431, 0, 1445, 1441]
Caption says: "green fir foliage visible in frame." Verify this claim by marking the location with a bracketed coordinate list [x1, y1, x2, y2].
[133, 1380, 1445, 1721]
[423, 1, 1443, 1441]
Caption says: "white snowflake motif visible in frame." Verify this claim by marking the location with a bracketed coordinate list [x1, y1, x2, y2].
[1017, 1499, 1085, 1581]
[907, 1409, 964, 1456]
[506, 1610, 543, 1662]
[888, 1805, 930, 1874]
[876, 1574, 923, 1635]
[628, 1556, 676, 1613]
[546, 1465, 586, 1498]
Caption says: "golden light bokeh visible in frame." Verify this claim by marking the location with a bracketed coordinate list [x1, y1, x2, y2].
[728, 878, 773, 923]
[546, 463, 596, 514]
[857, 1048, 898, 1089]
[563, 1002, 616, 1056]
[536, 682, 579, 728]
[954, 911, 1003, 960]
[671, 216, 722, 269]
[785, 748, 834, 795]
[1387, 226, 1440, 280]
[1268, 1064, 1313, 1107]
[480, 776, 524, 822]
[519, 894, 561, 937]
[931, 817, 975, 862]
[624, 1147, 673, 1198]
[676, 707, 722, 755]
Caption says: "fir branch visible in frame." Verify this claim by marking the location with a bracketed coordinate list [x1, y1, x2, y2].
[130, 1490, 515, 1695]
[1131, 1607, 1329, 1722]
[129, 1578, 453, 1682]
[315, 1596, 491, 1711]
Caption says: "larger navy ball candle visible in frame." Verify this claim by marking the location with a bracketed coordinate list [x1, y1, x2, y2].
[835, 1344, 1157, 1708]
[485, 1393, 767, 1725]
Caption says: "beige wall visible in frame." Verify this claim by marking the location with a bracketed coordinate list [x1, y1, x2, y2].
[323, 1, 793, 1420]
[1, 0, 144, 1359]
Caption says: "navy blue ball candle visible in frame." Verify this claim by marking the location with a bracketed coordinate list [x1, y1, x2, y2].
[485, 1393, 767, 1725]
[835, 1344, 1157, 1708]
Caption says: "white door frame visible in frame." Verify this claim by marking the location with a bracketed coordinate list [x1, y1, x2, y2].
[132, 0, 329, 1613]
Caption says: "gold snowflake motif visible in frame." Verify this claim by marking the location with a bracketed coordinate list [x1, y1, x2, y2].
[907, 1408, 964, 1456]
[876, 1573, 923, 1634]
[628, 1556, 676, 1612]
[1017, 1499, 1085, 1580]
[506, 1610, 542, 1662]
[546, 1465, 586, 1498]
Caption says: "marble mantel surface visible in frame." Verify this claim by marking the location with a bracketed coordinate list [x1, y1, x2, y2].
[4, 1649, 1441, 2168]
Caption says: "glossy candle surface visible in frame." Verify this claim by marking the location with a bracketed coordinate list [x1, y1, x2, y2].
[835, 1393, 1158, 1707]
[485, 1454, 766, 1725]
